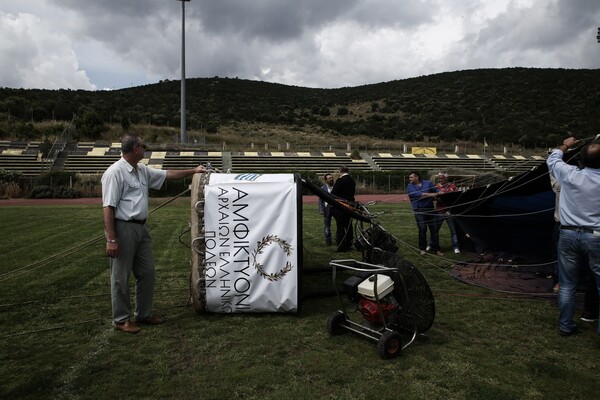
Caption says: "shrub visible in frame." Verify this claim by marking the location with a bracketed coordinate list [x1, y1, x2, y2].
[0, 169, 29, 198]
[53, 186, 80, 199]
[29, 185, 53, 199]
[33, 171, 78, 187]
[0, 168, 23, 184]
[337, 107, 349, 116]
[0, 182, 26, 198]
[319, 106, 330, 117]
[73, 175, 102, 198]
[28, 185, 81, 199]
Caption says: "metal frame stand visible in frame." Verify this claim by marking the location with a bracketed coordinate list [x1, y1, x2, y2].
[327, 259, 420, 359]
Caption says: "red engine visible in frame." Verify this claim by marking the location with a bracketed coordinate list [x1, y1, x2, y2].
[359, 296, 398, 323]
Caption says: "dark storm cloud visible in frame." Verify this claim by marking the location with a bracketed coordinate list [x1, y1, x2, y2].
[2, 0, 600, 90]
[53, 0, 167, 19]
[44, 0, 361, 84]
[51, 0, 174, 43]
[459, 0, 600, 71]
[345, 0, 434, 29]
[51, 0, 352, 44]
[555, 0, 600, 44]
[483, 0, 600, 50]
[194, 0, 353, 41]
[50, 0, 432, 48]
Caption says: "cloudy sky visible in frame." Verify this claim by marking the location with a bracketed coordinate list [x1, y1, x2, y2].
[1, 0, 599, 91]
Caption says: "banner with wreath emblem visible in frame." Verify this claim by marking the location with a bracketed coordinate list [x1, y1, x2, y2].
[203, 173, 300, 313]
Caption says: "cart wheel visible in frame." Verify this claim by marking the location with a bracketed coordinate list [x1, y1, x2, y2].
[377, 331, 402, 359]
[326, 311, 347, 335]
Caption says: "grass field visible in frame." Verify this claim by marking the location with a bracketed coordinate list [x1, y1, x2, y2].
[1, 199, 599, 399]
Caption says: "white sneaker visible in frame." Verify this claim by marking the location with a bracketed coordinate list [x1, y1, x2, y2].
[426, 246, 431, 252]
[454, 248, 461, 254]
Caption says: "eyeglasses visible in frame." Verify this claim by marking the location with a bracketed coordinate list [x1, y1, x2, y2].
[136, 143, 147, 150]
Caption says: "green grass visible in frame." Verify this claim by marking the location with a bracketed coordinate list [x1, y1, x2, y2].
[1, 200, 599, 399]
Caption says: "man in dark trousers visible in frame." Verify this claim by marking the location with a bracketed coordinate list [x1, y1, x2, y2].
[102, 134, 207, 334]
[547, 136, 600, 338]
[331, 166, 356, 252]
[319, 173, 335, 245]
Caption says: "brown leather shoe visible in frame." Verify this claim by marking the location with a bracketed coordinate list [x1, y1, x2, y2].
[115, 321, 141, 334]
[136, 315, 165, 325]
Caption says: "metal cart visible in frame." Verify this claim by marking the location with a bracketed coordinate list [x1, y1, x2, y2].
[327, 254, 435, 359]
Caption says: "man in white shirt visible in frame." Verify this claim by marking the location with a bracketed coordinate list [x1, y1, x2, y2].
[102, 134, 206, 334]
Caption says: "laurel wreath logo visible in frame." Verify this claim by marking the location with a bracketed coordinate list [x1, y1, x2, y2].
[251, 235, 294, 281]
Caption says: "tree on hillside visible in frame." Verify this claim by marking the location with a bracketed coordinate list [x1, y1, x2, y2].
[75, 106, 107, 140]
[3, 68, 600, 148]
[337, 107, 349, 116]
[121, 117, 131, 131]
[14, 121, 39, 141]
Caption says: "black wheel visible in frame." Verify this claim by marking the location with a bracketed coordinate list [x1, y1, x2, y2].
[377, 330, 403, 359]
[326, 311, 347, 335]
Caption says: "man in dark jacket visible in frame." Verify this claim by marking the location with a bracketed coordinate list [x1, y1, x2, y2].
[331, 166, 356, 252]
[319, 173, 335, 245]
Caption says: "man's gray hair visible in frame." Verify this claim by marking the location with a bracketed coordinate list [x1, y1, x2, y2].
[121, 134, 140, 154]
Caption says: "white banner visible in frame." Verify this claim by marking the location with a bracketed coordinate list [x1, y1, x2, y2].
[203, 173, 299, 312]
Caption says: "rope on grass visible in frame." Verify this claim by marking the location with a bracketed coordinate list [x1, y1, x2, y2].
[0, 234, 104, 283]
[0, 302, 191, 340]
[0, 287, 188, 308]
[432, 290, 555, 301]
[395, 237, 557, 298]
[0, 188, 192, 284]
[0, 318, 106, 339]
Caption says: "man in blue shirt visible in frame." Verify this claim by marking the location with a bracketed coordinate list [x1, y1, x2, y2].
[546, 136, 600, 338]
[407, 171, 441, 255]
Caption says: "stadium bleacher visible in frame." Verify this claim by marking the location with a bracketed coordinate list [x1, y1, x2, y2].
[229, 151, 371, 175]
[0, 141, 549, 177]
[0, 142, 44, 176]
[489, 155, 546, 173]
[161, 151, 223, 171]
[63, 143, 225, 174]
[371, 153, 497, 172]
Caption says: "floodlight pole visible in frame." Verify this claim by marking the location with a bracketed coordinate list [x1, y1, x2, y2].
[178, 0, 190, 144]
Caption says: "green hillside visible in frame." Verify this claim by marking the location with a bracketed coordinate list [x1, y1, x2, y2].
[1, 67, 599, 148]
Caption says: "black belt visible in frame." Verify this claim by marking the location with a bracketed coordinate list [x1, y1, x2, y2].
[560, 226, 594, 233]
[116, 218, 146, 225]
